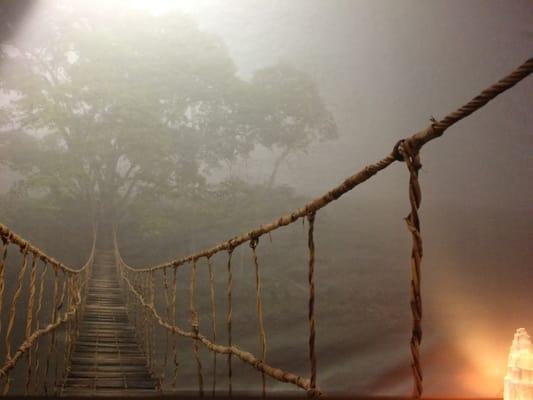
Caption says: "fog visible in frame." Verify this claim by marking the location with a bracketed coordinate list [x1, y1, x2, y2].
[0, 0, 531, 397]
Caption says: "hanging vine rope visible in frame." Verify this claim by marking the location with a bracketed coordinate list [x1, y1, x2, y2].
[399, 140, 424, 397]
[207, 256, 217, 396]
[189, 259, 204, 397]
[307, 212, 317, 394]
[250, 237, 267, 398]
[226, 249, 234, 397]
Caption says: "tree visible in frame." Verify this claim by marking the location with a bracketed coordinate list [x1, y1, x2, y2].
[0, 5, 336, 236]
[251, 64, 337, 186]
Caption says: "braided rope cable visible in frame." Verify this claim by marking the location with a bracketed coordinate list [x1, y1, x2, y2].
[2, 245, 30, 393]
[53, 274, 68, 393]
[43, 266, 59, 395]
[0, 240, 7, 338]
[250, 238, 267, 399]
[0, 224, 90, 274]
[307, 213, 317, 394]
[31, 264, 48, 393]
[189, 259, 204, 397]
[399, 141, 424, 397]
[4, 245, 29, 364]
[408, 58, 533, 151]
[226, 249, 234, 396]
[207, 257, 217, 396]
[24, 254, 38, 395]
[162, 267, 171, 381]
[171, 267, 179, 390]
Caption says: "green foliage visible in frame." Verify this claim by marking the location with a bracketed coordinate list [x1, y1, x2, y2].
[0, 5, 337, 254]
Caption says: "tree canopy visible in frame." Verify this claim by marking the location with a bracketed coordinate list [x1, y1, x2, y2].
[0, 6, 337, 233]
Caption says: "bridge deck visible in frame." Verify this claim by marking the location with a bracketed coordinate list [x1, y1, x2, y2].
[61, 249, 159, 396]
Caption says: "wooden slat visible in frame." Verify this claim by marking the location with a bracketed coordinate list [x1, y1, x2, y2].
[60, 249, 159, 396]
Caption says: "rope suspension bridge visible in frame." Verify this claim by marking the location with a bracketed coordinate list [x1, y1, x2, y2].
[0, 58, 531, 398]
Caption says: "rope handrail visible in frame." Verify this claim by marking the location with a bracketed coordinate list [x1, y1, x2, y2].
[115, 249, 321, 397]
[0, 223, 93, 274]
[118, 58, 533, 273]
[0, 57, 530, 396]
[0, 224, 96, 394]
[115, 58, 532, 398]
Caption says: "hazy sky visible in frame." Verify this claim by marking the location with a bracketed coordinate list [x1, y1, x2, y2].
[1, 1, 532, 396]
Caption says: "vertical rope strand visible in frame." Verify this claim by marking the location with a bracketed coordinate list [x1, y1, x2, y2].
[226, 249, 234, 397]
[171, 267, 179, 390]
[3, 244, 30, 395]
[190, 259, 204, 397]
[307, 213, 317, 396]
[0, 239, 8, 339]
[54, 273, 68, 394]
[24, 253, 38, 395]
[162, 267, 171, 382]
[5, 245, 30, 362]
[44, 266, 59, 395]
[150, 270, 155, 373]
[207, 257, 217, 397]
[32, 263, 48, 393]
[400, 140, 424, 398]
[250, 238, 267, 399]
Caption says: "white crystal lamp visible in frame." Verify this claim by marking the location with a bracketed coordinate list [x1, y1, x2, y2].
[504, 328, 533, 400]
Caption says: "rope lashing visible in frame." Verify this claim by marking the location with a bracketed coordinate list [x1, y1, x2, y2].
[398, 139, 424, 398]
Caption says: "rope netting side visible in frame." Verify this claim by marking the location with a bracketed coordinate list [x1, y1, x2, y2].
[0, 224, 95, 396]
[112, 58, 532, 398]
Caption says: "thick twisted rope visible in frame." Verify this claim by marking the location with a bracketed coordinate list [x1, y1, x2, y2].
[0, 240, 7, 339]
[2, 245, 30, 393]
[189, 259, 204, 397]
[250, 238, 267, 398]
[24, 254, 38, 395]
[226, 249, 234, 396]
[207, 257, 218, 396]
[307, 213, 317, 395]
[399, 140, 424, 397]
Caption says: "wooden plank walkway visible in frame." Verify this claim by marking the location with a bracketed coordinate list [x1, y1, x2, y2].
[61, 248, 159, 396]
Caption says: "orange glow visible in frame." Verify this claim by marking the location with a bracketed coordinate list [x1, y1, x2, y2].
[433, 278, 508, 396]
[504, 328, 533, 400]
[456, 332, 507, 395]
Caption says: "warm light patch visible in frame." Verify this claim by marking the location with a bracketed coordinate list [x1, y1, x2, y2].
[457, 332, 507, 395]
[504, 328, 533, 400]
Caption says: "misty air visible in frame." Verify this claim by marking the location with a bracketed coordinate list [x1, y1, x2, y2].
[0, 1, 531, 398]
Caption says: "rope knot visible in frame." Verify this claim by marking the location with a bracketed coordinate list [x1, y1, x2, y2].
[393, 139, 406, 161]
[249, 236, 259, 249]
[19, 241, 30, 254]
